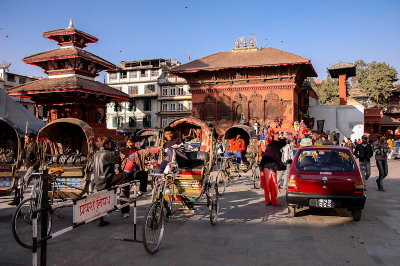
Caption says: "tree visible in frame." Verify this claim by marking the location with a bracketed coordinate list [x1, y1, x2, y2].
[308, 74, 340, 105]
[352, 60, 398, 110]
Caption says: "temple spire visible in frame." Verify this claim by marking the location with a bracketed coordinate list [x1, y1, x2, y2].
[68, 18, 74, 29]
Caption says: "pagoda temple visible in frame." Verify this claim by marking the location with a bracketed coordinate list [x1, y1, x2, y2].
[170, 38, 318, 133]
[8, 19, 128, 131]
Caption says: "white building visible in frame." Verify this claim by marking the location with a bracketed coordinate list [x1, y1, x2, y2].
[106, 59, 176, 130]
[0, 62, 41, 116]
[309, 82, 366, 142]
[157, 72, 192, 128]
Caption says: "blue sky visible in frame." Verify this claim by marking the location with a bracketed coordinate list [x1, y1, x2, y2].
[1, 0, 399, 81]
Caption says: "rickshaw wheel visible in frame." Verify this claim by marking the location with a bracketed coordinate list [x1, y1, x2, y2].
[216, 169, 227, 196]
[208, 182, 218, 226]
[252, 166, 261, 189]
[12, 197, 52, 249]
[143, 201, 165, 255]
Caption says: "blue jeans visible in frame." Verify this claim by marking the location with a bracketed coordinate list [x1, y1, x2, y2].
[359, 161, 371, 181]
[376, 160, 388, 189]
[224, 151, 242, 164]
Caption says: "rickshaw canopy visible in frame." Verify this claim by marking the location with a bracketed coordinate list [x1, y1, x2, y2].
[0, 89, 45, 134]
[167, 117, 213, 153]
[224, 124, 256, 146]
[38, 118, 94, 142]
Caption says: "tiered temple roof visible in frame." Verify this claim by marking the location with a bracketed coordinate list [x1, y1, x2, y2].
[8, 19, 127, 101]
[171, 47, 317, 77]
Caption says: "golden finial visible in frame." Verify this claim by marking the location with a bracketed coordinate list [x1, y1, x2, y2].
[234, 39, 239, 49]
[249, 35, 257, 48]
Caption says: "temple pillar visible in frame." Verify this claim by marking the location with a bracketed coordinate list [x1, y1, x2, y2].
[339, 74, 347, 105]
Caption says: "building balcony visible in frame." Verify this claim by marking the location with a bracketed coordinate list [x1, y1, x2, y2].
[129, 93, 158, 98]
[157, 95, 192, 100]
[157, 110, 192, 115]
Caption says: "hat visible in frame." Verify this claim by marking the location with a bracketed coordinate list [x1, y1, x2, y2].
[300, 138, 312, 147]
[362, 135, 368, 140]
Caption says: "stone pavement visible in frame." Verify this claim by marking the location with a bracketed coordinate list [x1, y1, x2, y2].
[1, 160, 400, 265]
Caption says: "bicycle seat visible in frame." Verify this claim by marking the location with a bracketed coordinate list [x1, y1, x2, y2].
[49, 168, 64, 175]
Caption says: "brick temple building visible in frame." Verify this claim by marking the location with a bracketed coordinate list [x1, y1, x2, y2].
[8, 19, 128, 133]
[170, 39, 318, 133]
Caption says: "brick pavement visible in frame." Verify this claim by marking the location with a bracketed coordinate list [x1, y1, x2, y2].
[0, 160, 400, 265]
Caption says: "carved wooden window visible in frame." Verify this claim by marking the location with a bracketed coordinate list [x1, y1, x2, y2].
[252, 105, 261, 120]
[203, 95, 216, 121]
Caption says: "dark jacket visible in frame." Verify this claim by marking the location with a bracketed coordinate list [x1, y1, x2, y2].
[260, 140, 284, 172]
[21, 142, 40, 169]
[354, 143, 373, 163]
[93, 147, 120, 190]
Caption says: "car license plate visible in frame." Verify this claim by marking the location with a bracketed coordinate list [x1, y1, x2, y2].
[317, 199, 334, 208]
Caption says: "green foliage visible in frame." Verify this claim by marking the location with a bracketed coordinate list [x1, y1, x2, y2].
[352, 60, 398, 110]
[308, 74, 340, 105]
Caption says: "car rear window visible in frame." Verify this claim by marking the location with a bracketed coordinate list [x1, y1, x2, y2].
[295, 149, 356, 172]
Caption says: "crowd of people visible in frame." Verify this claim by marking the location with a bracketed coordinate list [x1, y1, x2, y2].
[254, 119, 394, 206]
[12, 117, 396, 223]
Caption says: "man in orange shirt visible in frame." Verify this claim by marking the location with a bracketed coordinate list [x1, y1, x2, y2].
[224, 134, 246, 163]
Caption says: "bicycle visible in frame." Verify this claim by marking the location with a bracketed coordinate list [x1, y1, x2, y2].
[143, 162, 218, 255]
[11, 168, 77, 249]
[215, 155, 239, 196]
[142, 168, 177, 255]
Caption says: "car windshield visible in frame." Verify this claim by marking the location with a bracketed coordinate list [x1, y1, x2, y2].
[295, 149, 356, 172]
[394, 142, 400, 147]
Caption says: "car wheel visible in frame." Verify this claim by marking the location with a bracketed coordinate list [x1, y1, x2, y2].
[288, 206, 297, 218]
[351, 208, 362, 221]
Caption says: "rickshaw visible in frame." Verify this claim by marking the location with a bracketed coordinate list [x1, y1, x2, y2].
[37, 118, 95, 199]
[135, 128, 162, 188]
[135, 128, 161, 150]
[0, 118, 23, 204]
[216, 124, 260, 195]
[142, 117, 218, 255]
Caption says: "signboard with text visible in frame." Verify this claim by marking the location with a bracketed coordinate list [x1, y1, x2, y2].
[73, 190, 117, 225]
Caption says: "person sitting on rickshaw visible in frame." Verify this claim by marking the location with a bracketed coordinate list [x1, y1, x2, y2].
[93, 137, 139, 223]
[224, 134, 246, 164]
[119, 135, 150, 195]
[157, 126, 188, 173]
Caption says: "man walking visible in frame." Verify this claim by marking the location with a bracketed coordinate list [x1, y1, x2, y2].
[354, 135, 373, 190]
[373, 135, 390, 191]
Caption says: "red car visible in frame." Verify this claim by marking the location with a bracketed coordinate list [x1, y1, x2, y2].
[286, 146, 366, 221]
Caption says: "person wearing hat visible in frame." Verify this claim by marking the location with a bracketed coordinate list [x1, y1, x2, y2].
[300, 137, 313, 147]
[354, 135, 373, 190]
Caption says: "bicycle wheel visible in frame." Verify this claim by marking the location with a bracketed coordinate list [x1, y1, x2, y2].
[208, 182, 218, 226]
[11, 197, 52, 249]
[143, 201, 165, 255]
[252, 166, 261, 189]
[215, 169, 227, 196]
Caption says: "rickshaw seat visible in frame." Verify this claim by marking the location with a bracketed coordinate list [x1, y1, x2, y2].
[181, 151, 209, 168]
